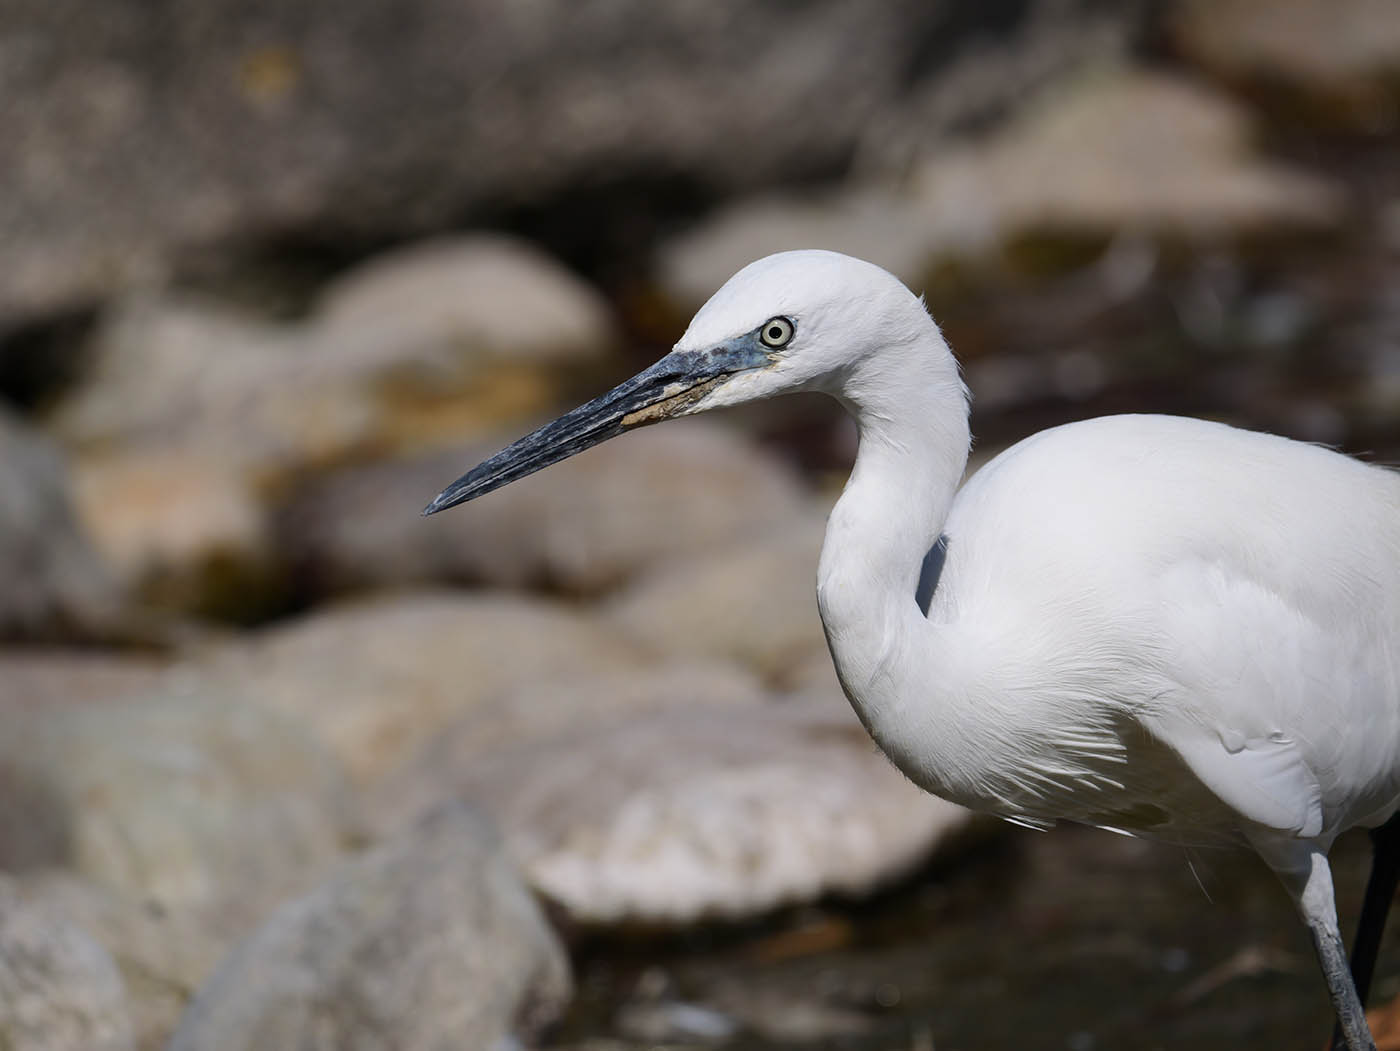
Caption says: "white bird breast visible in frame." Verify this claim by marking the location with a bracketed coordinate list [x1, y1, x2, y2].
[879, 414, 1400, 844]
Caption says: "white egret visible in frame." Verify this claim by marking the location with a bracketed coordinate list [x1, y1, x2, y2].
[425, 250, 1400, 1050]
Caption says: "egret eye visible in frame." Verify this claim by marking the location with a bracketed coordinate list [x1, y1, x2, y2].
[759, 316, 795, 348]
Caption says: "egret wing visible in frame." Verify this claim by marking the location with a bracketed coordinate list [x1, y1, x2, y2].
[1143, 713, 1324, 838]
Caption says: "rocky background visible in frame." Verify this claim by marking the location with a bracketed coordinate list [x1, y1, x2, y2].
[3, 1, 1400, 1049]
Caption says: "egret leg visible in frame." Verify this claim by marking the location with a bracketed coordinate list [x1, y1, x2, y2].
[1289, 849, 1378, 1051]
[1329, 813, 1400, 1051]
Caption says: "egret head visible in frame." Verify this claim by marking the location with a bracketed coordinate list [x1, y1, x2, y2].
[424, 250, 940, 514]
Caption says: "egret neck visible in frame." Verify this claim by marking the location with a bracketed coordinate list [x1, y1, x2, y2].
[816, 321, 970, 732]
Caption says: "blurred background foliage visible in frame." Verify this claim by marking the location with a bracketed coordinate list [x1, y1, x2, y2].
[1, 1, 1399, 1049]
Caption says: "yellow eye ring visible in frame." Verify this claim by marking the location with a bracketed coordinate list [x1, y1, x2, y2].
[759, 316, 794, 348]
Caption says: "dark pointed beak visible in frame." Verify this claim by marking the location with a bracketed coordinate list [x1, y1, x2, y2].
[423, 337, 769, 515]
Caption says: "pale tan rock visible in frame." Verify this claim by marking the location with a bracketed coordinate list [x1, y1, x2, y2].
[0, 877, 135, 1051]
[280, 418, 810, 597]
[0, 652, 174, 875]
[167, 806, 571, 1051]
[0, 650, 168, 709]
[50, 237, 620, 499]
[0, 688, 353, 940]
[910, 67, 1344, 238]
[50, 297, 374, 485]
[70, 450, 276, 619]
[454, 701, 972, 923]
[308, 235, 620, 452]
[369, 659, 770, 837]
[17, 873, 222, 1051]
[205, 591, 648, 783]
[660, 68, 1343, 306]
[315, 234, 615, 367]
[658, 188, 939, 309]
[604, 512, 830, 684]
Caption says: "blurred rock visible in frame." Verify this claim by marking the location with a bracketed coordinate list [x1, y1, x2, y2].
[658, 188, 937, 311]
[18, 873, 223, 1051]
[302, 234, 618, 452]
[279, 418, 808, 598]
[316, 233, 613, 386]
[166, 806, 571, 1051]
[49, 295, 371, 484]
[0, 407, 127, 642]
[369, 660, 770, 837]
[912, 67, 1345, 238]
[204, 591, 647, 783]
[445, 699, 972, 924]
[1165, 0, 1400, 133]
[0, 0, 1147, 325]
[660, 68, 1343, 306]
[0, 649, 167, 708]
[47, 236, 616, 617]
[0, 651, 170, 874]
[52, 236, 611, 475]
[70, 450, 279, 622]
[604, 512, 830, 684]
[785, 648, 844, 696]
[0, 877, 134, 1051]
[0, 687, 353, 939]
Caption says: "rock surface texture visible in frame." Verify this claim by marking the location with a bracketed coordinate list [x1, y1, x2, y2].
[444, 699, 972, 924]
[659, 68, 1343, 307]
[0, 687, 353, 937]
[204, 591, 647, 782]
[166, 806, 571, 1051]
[0, 879, 134, 1051]
[0, 1, 1146, 324]
[279, 419, 808, 597]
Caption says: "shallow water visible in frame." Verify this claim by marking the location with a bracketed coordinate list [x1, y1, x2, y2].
[550, 823, 1395, 1051]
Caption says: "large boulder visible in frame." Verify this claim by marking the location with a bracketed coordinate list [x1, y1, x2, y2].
[52, 237, 615, 474]
[0, 687, 354, 939]
[278, 418, 809, 598]
[369, 659, 770, 837]
[0, 877, 134, 1051]
[0, 0, 1147, 325]
[0, 408, 126, 642]
[439, 698, 973, 924]
[658, 67, 1344, 307]
[166, 806, 571, 1051]
[16, 873, 223, 1051]
[313, 235, 615, 385]
[200, 591, 648, 783]
[49, 235, 617, 617]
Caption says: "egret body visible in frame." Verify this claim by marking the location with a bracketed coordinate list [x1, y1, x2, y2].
[426, 251, 1400, 1050]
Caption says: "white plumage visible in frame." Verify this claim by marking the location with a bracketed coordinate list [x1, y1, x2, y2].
[427, 250, 1400, 1050]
